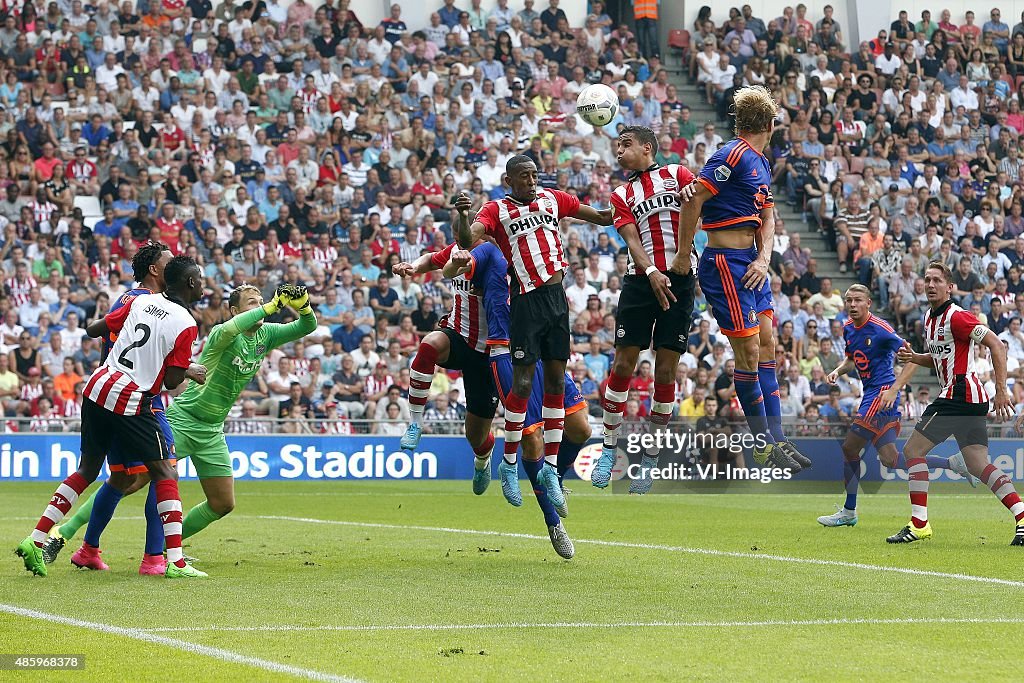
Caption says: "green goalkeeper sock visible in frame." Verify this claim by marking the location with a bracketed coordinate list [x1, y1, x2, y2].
[57, 489, 98, 540]
[181, 501, 223, 540]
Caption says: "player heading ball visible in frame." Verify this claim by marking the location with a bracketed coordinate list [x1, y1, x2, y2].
[672, 85, 812, 474]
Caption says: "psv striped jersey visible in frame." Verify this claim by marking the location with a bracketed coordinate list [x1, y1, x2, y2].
[85, 293, 197, 415]
[610, 164, 697, 274]
[696, 137, 775, 231]
[474, 188, 581, 294]
[924, 299, 990, 404]
[432, 242, 488, 352]
[106, 287, 166, 413]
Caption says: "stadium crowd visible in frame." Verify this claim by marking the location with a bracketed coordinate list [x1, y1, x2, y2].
[1, 0, 1022, 438]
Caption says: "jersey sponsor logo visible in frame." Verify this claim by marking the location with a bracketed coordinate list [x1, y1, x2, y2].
[231, 355, 261, 374]
[630, 191, 680, 223]
[506, 212, 559, 236]
[714, 165, 732, 182]
[451, 277, 474, 293]
[929, 341, 954, 356]
[852, 349, 871, 377]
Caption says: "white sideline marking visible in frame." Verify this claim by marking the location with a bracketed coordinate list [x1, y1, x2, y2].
[251, 515, 1024, 589]
[143, 616, 1024, 633]
[0, 604, 361, 683]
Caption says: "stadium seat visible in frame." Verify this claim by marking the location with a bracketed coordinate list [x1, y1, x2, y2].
[74, 195, 102, 218]
[668, 30, 690, 68]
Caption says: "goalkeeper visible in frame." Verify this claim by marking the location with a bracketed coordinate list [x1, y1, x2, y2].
[51, 284, 317, 563]
[164, 283, 317, 539]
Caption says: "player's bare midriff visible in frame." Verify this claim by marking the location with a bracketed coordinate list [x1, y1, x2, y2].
[705, 225, 758, 250]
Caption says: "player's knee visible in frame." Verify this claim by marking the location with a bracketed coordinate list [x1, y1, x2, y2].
[878, 447, 898, 468]
[77, 456, 103, 483]
[566, 415, 592, 443]
[211, 498, 235, 517]
[109, 471, 138, 493]
[736, 336, 760, 368]
[841, 441, 862, 461]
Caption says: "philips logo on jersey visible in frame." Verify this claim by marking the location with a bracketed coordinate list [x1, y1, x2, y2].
[507, 212, 558, 236]
[231, 355, 261, 374]
[629, 191, 680, 223]
[451, 277, 474, 293]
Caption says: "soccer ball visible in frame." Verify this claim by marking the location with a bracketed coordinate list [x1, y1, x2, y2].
[576, 84, 619, 127]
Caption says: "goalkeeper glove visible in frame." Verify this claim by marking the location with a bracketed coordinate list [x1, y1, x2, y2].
[261, 292, 283, 316]
[278, 284, 312, 315]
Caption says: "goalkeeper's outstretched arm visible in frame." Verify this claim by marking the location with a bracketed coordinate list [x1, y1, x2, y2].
[266, 285, 318, 349]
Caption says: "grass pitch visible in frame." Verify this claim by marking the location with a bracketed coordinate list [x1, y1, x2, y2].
[1, 480, 1022, 681]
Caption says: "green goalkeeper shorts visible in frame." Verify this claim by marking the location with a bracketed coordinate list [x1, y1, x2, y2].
[166, 404, 234, 479]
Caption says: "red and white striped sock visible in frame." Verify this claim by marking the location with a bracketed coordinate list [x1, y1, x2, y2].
[31, 472, 89, 546]
[155, 479, 185, 568]
[502, 392, 528, 464]
[907, 456, 929, 528]
[408, 344, 438, 423]
[649, 382, 676, 426]
[542, 392, 564, 466]
[601, 371, 631, 447]
[981, 464, 1024, 522]
[473, 432, 495, 463]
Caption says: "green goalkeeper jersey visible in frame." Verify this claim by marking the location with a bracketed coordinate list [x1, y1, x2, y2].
[170, 306, 317, 426]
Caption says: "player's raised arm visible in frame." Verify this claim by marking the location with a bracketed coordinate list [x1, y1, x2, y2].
[265, 284, 318, 350]
[671, 181, 712, 275]
[203, 287, 285, 354]
[454, 192, 486, 248]
[978, 329, 1012, 421]
[442, 248, 473, 279]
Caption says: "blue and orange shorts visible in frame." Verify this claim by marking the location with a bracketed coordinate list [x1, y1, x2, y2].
[697, 246, 774, 337]
[850, 387, 901, 447]
[489, 349, 586, 435]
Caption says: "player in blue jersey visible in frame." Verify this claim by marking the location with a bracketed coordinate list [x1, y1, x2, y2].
[672, 85, 809, 473]
[818, 285, 976, 527]
[42, 242, 181, 575]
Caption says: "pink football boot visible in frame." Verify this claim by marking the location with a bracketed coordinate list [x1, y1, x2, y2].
[70, 543, 109, 570]
[138, 554, 167, 576]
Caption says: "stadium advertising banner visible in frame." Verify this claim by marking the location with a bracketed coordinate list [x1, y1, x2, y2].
[1, 434, 1023, 483]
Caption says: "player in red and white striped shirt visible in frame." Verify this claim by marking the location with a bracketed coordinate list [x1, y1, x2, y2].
[455, 155, 611, 507]
[392, 244, 498, 463]
[592, 127, 698, 490]
[16, 256, 211, 578]
[890, 261, 1024, 545]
